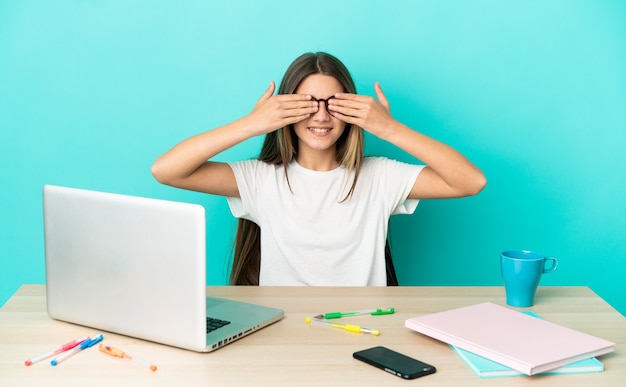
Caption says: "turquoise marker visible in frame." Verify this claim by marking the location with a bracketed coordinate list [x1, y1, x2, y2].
[314, 307, 394, 320]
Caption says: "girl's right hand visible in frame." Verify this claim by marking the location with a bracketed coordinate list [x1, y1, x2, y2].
[245, 81, 319, 135]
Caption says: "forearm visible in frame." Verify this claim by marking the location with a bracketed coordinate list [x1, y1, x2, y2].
[152, 82, 318, 187]
[151, 116, 256, 185]
[381, 121, 486, 197]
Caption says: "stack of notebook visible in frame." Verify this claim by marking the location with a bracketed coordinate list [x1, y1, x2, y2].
[405, 302, 614, 377]
[451, 344, 604, 378]
[450, 311, 604, 377]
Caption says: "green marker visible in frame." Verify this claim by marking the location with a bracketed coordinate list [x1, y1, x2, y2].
[314, 307, 395, 320]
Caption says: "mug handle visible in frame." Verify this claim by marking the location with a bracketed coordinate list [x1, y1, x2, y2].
[543, 257, 558, 273]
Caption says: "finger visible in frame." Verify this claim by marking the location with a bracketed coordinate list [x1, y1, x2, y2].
[277, 97, 318, 116]
[275, 93, 314, 102]
[328, 96, 368, 119]
[328, 94, 364, 111]
[282, 107, 318, 120]
[257, 81, 276, 103]
[288, 113, 314, 124]
[374, 82, 390, 110]
[272, 94, 317, 112]
[274, 109, 317, 128]
[332, 92, 366, 103]
[329, 109, 357, 125]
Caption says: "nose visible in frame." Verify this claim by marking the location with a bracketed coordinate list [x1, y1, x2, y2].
[313, 100, 331, 121]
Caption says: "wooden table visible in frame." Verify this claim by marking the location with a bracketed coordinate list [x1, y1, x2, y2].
[1, 285, 624, 386]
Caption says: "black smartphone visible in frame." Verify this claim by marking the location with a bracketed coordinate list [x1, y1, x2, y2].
[353, 346, 436, 380]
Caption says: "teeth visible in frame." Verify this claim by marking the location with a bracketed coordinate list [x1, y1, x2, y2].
[309, 128, 330, 134]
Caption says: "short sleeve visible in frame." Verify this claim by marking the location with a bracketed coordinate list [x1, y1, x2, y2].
[225, 160, 261, 222]
[370, 157, 424, 215]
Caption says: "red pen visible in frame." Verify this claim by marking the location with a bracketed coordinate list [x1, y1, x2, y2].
[24, 336, 90, 366]
[51, 334, 103, 366]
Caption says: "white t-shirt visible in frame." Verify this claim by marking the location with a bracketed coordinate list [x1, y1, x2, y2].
[226, 157, 424, 286]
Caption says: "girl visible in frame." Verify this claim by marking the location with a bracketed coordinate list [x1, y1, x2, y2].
[151, 52, 486, 286]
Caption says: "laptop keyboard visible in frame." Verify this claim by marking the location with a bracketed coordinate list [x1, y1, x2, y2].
[206, 317, 231, 333]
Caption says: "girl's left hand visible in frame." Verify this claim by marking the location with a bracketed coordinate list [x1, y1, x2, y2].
[328, 82, 395, 137]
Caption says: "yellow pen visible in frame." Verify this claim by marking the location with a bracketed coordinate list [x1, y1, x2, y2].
[305, 317, 380, 336]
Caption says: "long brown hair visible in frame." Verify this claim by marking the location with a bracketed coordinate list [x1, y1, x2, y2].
[230, 52, 364, 285]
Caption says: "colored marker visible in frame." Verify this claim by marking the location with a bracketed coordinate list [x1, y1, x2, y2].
[99, 344, 157, 371]
[314, 307, 394, 320]
[51, 334, 104, 366]
[305, 317, 380, 336]
[24, 336, 90, 366]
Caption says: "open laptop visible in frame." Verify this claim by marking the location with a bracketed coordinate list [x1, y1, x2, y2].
[43, 185, 284, 352]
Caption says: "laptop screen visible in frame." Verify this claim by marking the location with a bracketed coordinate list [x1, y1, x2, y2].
[43, 185, 208, 350]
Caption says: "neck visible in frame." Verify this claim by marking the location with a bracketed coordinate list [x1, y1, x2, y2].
[295, 152, 339, 171]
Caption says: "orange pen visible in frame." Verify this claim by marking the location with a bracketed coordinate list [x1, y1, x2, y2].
[99, 344, 157, 371]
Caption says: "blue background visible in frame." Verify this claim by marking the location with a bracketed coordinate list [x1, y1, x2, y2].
[1, 0, 624, 315]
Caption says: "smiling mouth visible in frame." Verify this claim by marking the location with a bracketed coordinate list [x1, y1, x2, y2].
[308, 127, 332, 135]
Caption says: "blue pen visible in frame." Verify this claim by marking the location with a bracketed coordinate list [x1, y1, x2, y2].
[50, 334, 104, 366]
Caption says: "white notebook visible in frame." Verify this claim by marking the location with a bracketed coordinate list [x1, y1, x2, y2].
[405, 302, 614, 375]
